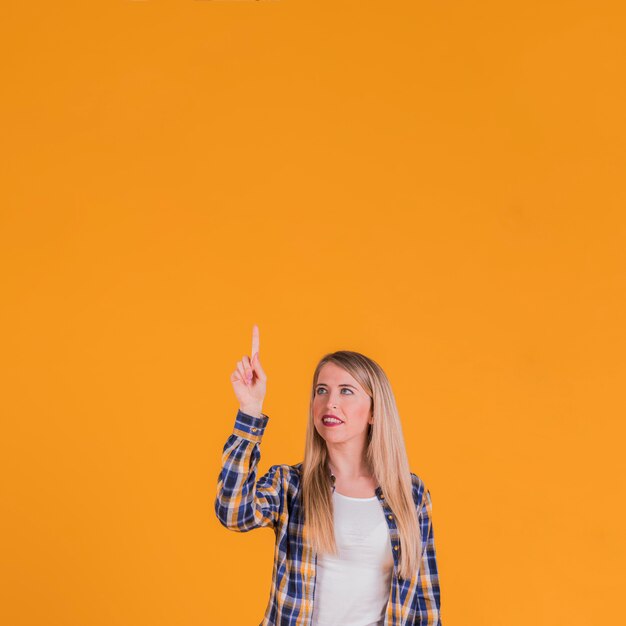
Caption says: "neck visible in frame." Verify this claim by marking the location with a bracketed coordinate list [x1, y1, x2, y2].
[326, 436, 372, 480]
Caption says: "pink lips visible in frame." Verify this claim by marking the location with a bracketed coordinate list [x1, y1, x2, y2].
[321, 414, 344, 427]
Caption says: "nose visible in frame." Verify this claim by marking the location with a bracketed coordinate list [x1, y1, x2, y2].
[325, 394, 340, 411]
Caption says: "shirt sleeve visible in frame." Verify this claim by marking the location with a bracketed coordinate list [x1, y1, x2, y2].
[214, 409, 283, 532]
[416, 488, 442, 625]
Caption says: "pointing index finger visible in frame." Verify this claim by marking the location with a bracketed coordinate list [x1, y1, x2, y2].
[251, 324, 260, 358]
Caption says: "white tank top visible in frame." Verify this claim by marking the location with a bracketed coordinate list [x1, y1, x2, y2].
[311, 490, 394, 626]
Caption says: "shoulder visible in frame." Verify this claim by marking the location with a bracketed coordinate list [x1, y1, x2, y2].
[260, 462, 302, 490]
[410, 471, 429, 511]
[288, 462, 303, 487]
[277, 462, 302, 479]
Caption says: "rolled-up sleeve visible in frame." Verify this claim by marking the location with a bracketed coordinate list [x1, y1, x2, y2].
[214, 409, 283, 532]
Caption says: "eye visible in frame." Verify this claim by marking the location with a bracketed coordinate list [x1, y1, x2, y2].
[316, 387, 353, 395]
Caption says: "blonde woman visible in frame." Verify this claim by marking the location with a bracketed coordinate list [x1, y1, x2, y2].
[215, 325, 442, 626]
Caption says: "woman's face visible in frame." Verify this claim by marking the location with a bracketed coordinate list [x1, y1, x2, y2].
[312, 362, 373, 445]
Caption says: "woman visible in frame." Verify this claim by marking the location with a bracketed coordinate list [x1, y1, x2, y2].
[215, 325, 442, 626]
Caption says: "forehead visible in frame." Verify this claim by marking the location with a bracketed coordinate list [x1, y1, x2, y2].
[316, 362, 363, 389]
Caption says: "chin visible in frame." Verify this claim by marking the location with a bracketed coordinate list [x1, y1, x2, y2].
[315, 429, 337, 442]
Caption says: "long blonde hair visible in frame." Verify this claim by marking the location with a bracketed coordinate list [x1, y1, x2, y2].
[301, 350, 422, 580]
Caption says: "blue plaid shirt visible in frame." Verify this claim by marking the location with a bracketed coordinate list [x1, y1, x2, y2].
[215, 410, 442, 625]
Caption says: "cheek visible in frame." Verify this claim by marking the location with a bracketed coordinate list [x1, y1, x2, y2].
[355, 399, 372, 419]
[312, 395, 327, 416]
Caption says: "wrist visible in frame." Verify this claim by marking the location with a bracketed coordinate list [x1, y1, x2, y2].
[233, 408, 268, 442]
[239, 405, 263, 419]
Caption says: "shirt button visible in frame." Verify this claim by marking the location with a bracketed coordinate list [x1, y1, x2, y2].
[393, 545, 399, 551]
[251, 427, 258, 432]
[388, 514, 393, 520]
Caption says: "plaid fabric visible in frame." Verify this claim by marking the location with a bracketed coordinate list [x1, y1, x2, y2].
[215, 409, 442, 626]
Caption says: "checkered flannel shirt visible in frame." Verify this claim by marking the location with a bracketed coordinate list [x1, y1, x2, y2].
[215, 409, 442, 625]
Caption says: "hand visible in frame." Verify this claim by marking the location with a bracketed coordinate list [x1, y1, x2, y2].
[230, 324, 267, 417]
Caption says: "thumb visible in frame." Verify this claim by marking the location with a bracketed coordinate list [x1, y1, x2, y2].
[252, 352, 266, 379]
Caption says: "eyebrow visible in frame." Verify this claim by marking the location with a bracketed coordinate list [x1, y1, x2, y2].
[316, 383, 358, 389]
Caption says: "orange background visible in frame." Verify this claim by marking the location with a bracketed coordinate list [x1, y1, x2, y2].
[1, 1, 625, 625]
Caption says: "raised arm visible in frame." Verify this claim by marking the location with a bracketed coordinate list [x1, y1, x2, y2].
[215, 409, 283, 531]
[214, 325, 283, 531]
